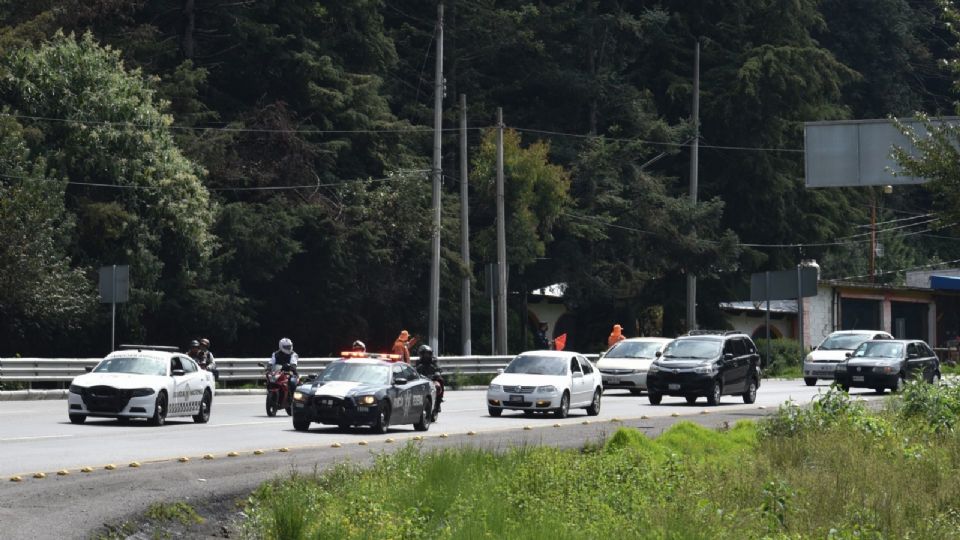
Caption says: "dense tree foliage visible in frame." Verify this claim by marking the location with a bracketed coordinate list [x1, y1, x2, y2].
[0, 1, 957, 357]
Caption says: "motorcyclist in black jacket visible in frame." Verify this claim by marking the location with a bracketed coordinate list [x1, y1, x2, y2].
[415, 345, 443, 419]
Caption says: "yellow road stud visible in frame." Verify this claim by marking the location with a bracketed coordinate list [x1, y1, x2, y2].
[57, 470, 69, 476]
[33, 472, 46, 479]
[523, 426, 533, 431]
[358, 441, 368, 446]
[253, 450, 264, 455]
[331, 442, 342, 448]
[671, 412, 680, 417]
[104, 464, 117, 470]
[640, 415, 649, 420]
[553, 423, 561, 428]
[178, 457, 190, 463]
[412, 435, 423, 441]
[467, 430, 476, 436]
[227, 451, 239, 457]
[203, 454, 214, 460]
[81, 466, 94, 473]
[440, 433, 449, 438]
[10, 476, 21, 482]
[385, 438, 395, 443]
[128, 462, 140, 468]
[278, 448, 289, 453]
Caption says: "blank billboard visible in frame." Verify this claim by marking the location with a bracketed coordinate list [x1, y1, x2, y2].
[804, 118, 958, 188]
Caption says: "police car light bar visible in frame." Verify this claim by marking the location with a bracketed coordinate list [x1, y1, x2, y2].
[339, 351, 404, 361]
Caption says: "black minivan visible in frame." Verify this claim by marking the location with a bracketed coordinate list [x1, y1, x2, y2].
[646, 331, 762, 406]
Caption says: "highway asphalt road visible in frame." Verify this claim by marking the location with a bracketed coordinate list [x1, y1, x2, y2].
[0, 379, 886, 539]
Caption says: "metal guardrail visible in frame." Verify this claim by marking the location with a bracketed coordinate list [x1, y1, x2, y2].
[0, 354, 600, 386]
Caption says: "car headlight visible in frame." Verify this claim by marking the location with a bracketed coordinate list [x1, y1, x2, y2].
[69, 384, 84, 394]
[293, 391, 305, 401]
[130, 388, 154, 397]
[488, 384, 502, 392]
[536, 385, 557, 393]
[356, 395, 376, 406]
[693, 363, 717, 374]
[874, 365, 896, 374]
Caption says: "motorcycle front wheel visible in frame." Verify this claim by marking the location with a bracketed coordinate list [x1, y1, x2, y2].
[266, 392, 278, 417]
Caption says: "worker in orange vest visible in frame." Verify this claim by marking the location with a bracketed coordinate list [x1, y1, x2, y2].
[608, 324, 626, 348]
[391, 330, 415, 363]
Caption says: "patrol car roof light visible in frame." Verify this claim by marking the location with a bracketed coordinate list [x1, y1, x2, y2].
[117, 344, 181, 352]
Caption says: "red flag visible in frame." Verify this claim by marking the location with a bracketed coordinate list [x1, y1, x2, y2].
[554, 333, 567, 351]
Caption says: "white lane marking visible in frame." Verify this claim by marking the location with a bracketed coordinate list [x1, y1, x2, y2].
[0, 410, 35, 415]
[0, 435, 73, 442]
[212, 420, 292, 427]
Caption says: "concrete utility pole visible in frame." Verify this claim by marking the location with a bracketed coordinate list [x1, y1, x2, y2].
[495, 107, 508, 354]
[428, 4, 444, 352]
[460, 93, 472, 355]
[686, 40, 700, 332]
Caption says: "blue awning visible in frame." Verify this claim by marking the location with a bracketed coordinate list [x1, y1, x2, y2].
[930, 275, 960, 290]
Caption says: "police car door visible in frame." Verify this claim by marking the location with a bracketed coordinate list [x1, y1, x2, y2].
[389, 364, 411, 423]
[401, 364, 425, 422]
[179, 356, 203, 414]
[169, 356, 192, 415]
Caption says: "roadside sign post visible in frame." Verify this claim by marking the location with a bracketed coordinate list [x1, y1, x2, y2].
[750, 266, 818, 366]
[99, 265, 130, 352]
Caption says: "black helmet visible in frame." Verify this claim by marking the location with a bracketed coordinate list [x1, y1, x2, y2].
[419, 344, 433, 358]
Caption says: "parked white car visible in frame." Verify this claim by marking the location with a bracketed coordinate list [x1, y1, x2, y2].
[68, 346, 215, 425]
[598, 337, 672, 394]
[487, 351, 602, 418]
[802, 330, 893, 386]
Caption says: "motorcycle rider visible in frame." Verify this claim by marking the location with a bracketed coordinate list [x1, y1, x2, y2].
[351, 340, 366, 353]
[270, 337, 299, 395]
[196, 338, 218, 381]
[187, 340, 203, 364]
[415, 344, 443, 419]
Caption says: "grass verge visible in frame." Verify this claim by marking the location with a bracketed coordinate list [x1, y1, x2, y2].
[240, 382, 960, 539]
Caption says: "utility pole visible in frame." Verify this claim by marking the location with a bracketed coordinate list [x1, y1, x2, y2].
[686, 40, 700, 331]
[495, 107, 508, 354]
[428, 4, 444, 352]
[460, 93, 472, 355]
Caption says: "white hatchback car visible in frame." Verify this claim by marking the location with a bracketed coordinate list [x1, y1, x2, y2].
[598, 337, 672, 395]
[487, 351, 602, 418]
[802, 330, 893, 386]
[68, 345, 215, 425]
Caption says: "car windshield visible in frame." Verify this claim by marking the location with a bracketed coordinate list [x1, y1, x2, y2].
[818, 333, 874, 351]
[605, 341, 663, 359]
[504, 355, 567, 375]
[319, 362, 391, 385]
[93, 357, 166, 376]
[661, 339, 721, 360]
[852, 342, 904, 359]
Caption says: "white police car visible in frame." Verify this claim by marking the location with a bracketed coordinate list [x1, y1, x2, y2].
[67, 345, 215, 425]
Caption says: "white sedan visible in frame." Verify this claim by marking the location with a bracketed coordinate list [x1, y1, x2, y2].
[598, 337, 672, 394]
[67, 346, 215, 426]
[486, 351, 602, 418]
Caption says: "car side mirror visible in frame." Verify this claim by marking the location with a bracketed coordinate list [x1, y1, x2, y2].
[84, 366, 93, 373]
[393, 377, 408, 386]
[845, 352, 852, 358]
[497, 368, 504, 375]
[172, 369, 185, 376]
[655, 351, 662, 358]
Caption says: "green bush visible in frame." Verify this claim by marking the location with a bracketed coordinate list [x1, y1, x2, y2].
[754, 338, 804, 376]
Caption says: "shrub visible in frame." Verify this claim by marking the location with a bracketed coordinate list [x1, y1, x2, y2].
[894, 379, 960, 433]
[754, 338, 804, 376]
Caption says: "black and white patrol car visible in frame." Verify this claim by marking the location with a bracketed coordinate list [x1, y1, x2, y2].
[292, 357, 436, 433]
[67, 345, 215, 425]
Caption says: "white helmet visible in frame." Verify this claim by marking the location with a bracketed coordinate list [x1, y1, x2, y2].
[352, 340, 366, 351]
[279, 337, 293, 354]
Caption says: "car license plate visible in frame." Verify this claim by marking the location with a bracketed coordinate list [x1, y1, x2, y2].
[668, 384, 681, 390]
[358, 406, 369, 412]
[853, 376, 864, 382]
[606, 378, 620, 385]
[509, 394, 524, 403]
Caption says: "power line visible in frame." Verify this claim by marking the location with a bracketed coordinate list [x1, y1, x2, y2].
[513, 127, 805, 153]
[829, 257, 960, 282]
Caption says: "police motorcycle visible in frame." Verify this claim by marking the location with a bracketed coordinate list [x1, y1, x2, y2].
[415, 345, 444, 422]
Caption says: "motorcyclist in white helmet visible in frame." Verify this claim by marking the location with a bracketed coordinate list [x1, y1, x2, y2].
[270, 337, 299, 393]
